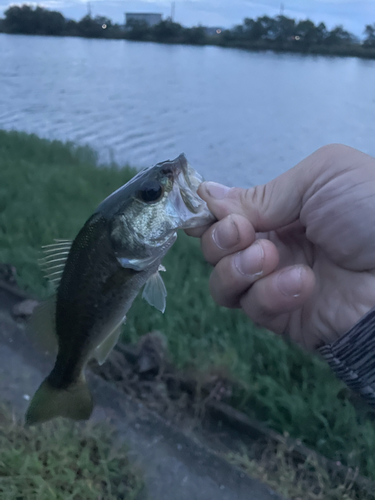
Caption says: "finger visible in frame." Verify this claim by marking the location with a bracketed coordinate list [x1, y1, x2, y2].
[201, 214, 255, 266]
[209, 239, 279, 308]
[197, 144, 365, 232]
[240, 265, 315, 333]
[184, 224, 212, 238]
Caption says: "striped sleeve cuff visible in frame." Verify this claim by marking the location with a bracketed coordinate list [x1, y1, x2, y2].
[319, 308, 375, 407]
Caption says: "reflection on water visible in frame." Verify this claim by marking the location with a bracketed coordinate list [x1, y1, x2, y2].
[1, 34, 375, 187]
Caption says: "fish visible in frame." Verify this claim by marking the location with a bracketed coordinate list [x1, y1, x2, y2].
[25, 154, 214, 425]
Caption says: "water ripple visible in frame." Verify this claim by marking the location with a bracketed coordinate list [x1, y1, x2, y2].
[1, 34, 375, 186]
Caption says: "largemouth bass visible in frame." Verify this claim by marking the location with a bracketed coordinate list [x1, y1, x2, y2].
[26, 154, 213, 425]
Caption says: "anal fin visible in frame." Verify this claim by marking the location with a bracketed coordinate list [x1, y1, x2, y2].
[93, 323, 123, 365]
[28, 296, 58, 355]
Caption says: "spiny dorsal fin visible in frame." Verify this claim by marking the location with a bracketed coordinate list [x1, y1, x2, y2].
[38, 239, 72, 288]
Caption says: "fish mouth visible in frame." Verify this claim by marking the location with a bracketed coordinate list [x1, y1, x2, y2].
[169, 154, 215, 229]
[178, 159, 204, 214]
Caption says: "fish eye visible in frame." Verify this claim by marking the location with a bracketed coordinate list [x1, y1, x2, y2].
[139, 180, 163, 203]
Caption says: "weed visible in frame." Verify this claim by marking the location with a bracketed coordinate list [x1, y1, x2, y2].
[0, 404, 143, 499]
[1, 130, 375, 481]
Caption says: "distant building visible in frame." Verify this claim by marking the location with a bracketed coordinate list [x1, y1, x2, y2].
[204, 27, 224, 36]
[125, 13, 162, 27]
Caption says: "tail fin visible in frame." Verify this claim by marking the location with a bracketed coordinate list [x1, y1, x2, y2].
[25, 374, 93, 425]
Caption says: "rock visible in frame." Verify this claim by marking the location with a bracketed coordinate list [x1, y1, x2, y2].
[136, 331, 169, 374]
[0, 264, 18, 286]
[12, 300, 39, 319]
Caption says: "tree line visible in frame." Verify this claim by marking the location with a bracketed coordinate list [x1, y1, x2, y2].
[1, 5, 375, 58]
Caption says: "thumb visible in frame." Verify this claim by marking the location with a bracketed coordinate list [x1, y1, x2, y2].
[198, 144, 349, 232]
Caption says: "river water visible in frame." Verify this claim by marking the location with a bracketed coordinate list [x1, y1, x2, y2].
[1, 33, 374, 187]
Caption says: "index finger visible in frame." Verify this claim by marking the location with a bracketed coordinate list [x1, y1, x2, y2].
[184, 223, 212, 238]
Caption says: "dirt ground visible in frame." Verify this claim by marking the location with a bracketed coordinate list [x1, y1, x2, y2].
[0, 283, 284, 500]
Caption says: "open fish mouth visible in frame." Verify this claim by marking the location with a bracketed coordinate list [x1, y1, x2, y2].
[170, 155, 215, 229]
[178, 165, 205, 214]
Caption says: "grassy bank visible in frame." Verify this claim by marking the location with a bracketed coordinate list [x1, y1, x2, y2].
[227, 442, 374, 500]
[1, 130, 375, 482]
[0, 404, 143, 499]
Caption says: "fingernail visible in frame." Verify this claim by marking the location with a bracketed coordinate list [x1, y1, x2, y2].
[204, 182, 231, 199]
[277, 267, 303, 297]
[212, 216, 240, 250]
[234, 242, 264, 277]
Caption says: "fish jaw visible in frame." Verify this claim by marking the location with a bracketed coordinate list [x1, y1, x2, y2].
[164, 156, 215, 230]
[117, 232, 177, 271]
[108, 153, 214, 271]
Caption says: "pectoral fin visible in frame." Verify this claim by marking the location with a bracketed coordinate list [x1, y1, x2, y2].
[93, 323, 123, 365]
[142, 271, 167, 313]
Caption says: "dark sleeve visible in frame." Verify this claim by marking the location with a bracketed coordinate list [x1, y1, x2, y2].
[319, 308, 375, 407]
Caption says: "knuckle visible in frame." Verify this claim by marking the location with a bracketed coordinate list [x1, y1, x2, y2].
[315, 143, 353, 165]
[241, 185, 273, 232]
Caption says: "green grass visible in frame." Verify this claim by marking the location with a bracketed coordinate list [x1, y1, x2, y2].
[0, 404, 143, 499]
[0, 130, 135, 295]
[227, 442, 374, 500]
[1, 130, 374, 483]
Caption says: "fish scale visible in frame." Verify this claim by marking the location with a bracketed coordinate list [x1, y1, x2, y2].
[25, 154, 214, 425]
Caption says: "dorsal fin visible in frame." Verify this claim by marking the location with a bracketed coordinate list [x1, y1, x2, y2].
[38, 239, 72, 288]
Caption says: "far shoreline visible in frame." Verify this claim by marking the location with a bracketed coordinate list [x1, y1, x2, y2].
[2, 31, 375, 62]
[1, 5, 375, 62]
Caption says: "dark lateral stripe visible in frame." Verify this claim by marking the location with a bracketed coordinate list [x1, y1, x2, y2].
[319, 308, 375, 407]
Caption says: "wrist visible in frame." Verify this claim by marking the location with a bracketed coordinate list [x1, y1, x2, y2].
[319, 307, 375, 407]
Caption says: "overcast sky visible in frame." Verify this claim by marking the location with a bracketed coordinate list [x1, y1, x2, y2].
[1, 0, 374, 36]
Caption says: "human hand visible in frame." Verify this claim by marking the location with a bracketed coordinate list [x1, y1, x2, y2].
[188, 145, 375, 350]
